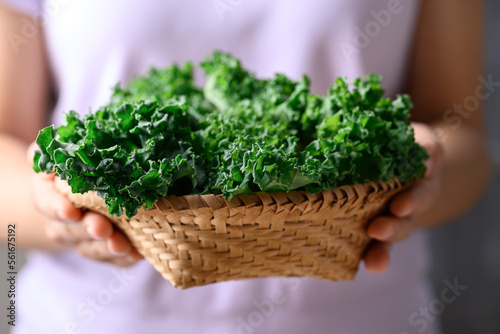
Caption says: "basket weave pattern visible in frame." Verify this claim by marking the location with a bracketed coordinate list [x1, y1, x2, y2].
[56, 179, 405, 289]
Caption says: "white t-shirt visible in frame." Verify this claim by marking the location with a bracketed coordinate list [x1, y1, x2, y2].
[3, 0, 441, 333]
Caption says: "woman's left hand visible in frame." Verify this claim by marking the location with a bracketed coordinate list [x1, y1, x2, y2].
[363, 122, 445, 273]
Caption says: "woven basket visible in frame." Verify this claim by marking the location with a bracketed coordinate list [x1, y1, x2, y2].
[55, 178, 405, 289]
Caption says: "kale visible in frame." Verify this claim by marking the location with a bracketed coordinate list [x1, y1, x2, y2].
[34, 51, 427, 217]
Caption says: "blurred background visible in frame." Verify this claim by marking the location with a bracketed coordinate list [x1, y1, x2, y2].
[1, 1, 499, 333]
[428, 0, 500, 332]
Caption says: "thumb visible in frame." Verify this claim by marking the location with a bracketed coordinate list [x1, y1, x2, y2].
[26, 141, 38, 164]
[423, 136, 444, 179]
[412, 123, 445, 179]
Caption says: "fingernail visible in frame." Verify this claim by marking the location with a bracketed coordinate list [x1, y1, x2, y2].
[109, 248, 128, 256]
[58, 207, 76, 222]
[399, 205, 413, 218]
[86, 225, 105, 240]
[382, 226, 394, 240]
[108, 244, 128, 256]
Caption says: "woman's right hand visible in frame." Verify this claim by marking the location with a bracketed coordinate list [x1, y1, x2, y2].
[28, 143, 144, 267]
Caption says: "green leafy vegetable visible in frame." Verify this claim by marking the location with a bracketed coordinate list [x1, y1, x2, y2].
[34, 51, 428, 218]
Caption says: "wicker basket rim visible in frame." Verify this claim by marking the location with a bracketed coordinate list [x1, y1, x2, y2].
[151, 178, 400, 213]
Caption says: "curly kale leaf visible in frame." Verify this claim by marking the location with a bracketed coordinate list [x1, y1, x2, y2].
[34, 51, 428, 217]
[34, 102, 203, 217]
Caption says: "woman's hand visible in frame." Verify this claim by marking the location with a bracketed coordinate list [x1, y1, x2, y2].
[28, 143, 143, 267]
[364, 122, 445, 273]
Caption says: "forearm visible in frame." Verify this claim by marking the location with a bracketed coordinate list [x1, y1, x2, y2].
[0, 4, 58, 250]
[414, 121, 491, 228]
[0, 133, 61, 250]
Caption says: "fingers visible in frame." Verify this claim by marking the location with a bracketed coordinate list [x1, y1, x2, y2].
[412, 122, 445, 179]
[45, 218, 92, 245]
[29, 151, 144, 267]
[389, 177, 440, 218]
[364, 241, 391, 274]
[364, 123, 445, 275]
[26, 142, 82, 221]
[44, 211, 113, 245]
[107, 230, 133, 255]
[75, 238, 142, 267]
[30, 139, 81, 222]
[26, 141, 38, 164]
[367, 216, 414, 243]
[46, 213, 143, 266]
[107, 230, 144, 261]
[389, 184, 431, 218]
[82, 211, 114, 239]
[129, 248, 145, 261]
[46, 210, 140, 258]
[365, 214, 416, 274]
[423, 141, 444, 180]
[32, 172, 83, 222]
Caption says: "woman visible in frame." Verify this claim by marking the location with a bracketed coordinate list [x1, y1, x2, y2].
[0, 0, 491, 333]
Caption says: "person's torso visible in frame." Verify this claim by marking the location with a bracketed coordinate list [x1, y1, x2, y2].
[16, 1, 441, 333]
